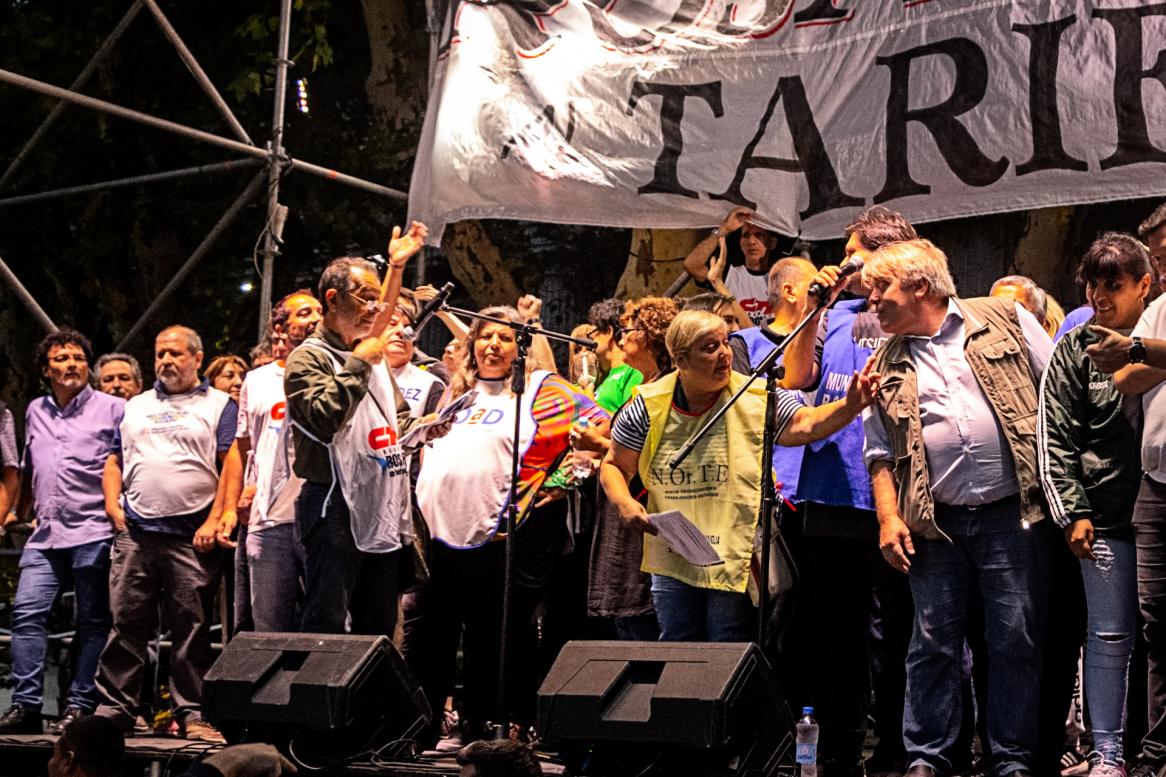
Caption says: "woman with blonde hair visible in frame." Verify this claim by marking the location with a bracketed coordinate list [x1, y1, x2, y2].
[601, 310, 878, 641]
[204, 355, 247, 403]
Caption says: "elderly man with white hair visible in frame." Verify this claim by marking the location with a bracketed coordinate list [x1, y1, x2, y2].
[814, 239, 1052, 777]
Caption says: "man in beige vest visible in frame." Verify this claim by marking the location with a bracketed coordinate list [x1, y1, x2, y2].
[857, 240, 1052, 777]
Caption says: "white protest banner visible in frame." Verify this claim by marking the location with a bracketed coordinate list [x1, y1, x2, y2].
[408, 0, 1166, 243]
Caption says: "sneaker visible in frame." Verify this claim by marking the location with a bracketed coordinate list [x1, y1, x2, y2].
[866, 754, 907, 777]
[508, 722, 541, 748]
[436, 720, 484, 753]
[1088, 758, 1127, 777]
[1127, 763, 1163, 777]
[46, 707, 87, 736]
[182, 718, 226, 744]
[133, 715, 152, 735]
[0, 704, 42, 735]
[1062, 749, 1090, 776]
[439, 709, 459, 739]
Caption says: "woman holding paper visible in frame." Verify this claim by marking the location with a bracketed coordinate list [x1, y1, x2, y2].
[409, 305, 608, 743]
[600, 310, 877, 642]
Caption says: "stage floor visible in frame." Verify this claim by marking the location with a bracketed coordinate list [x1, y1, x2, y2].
[0, 732, 568, 776]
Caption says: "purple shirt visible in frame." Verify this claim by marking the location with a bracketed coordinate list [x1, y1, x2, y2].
[23, 385, 125, 549]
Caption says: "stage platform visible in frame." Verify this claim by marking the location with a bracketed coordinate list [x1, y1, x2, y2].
[0, 732, 568, 776]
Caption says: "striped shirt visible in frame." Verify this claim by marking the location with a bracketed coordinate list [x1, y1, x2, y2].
[612, 381, 804, 452]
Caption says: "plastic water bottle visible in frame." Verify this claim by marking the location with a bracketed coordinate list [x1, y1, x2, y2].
[796, 706, 819, 777]
[572, 418, 593, 481]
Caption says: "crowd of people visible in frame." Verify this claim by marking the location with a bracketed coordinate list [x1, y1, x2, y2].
[2, 201, 1166, 777]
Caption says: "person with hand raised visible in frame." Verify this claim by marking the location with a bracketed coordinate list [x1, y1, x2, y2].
[283, 222, 449, 639]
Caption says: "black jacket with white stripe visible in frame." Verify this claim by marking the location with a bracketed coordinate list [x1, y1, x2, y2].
[1037, 318, 1142, 534]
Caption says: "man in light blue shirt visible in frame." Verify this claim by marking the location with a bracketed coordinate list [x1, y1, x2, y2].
[0, 330, 123, 736]
[858, 239, 1051, 777]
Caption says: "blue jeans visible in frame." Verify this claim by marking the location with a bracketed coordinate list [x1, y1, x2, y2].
[650, 574, 754, 642]
[1081, 535, 1137, 763]
[11, 540, 112, 712]
[903, 499, 1048, 777]
[247, 522, 305, 633]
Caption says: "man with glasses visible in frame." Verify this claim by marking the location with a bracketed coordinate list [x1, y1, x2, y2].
[284, 224, 446, 638]
[586, 299, 642, 414]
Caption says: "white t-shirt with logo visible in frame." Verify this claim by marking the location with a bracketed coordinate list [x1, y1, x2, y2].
[391, 362, 445, 416]
[121, 385, 232, 518]
[724, 264, 771, 328]
[237, 361, 300, 527]
[1133, 294, 1166, 483]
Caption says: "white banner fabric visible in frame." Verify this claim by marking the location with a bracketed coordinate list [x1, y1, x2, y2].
[408, 0, 1166, 243]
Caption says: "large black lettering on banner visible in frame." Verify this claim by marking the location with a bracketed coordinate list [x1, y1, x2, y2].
[1093, 4, 1166, 169]
[1013, 16, 1088, 176]
[713, 76, 862, 219]
[627, 81, 724, 198]
[875, 38, 1008, 203]
[413, 1, 1166, 244]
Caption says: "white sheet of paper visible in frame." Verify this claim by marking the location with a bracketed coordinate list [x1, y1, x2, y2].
[648, 510, 724, 567]
[399, 389, 478, 448]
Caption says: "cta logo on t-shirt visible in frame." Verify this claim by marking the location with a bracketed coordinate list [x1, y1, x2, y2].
[368, 426, 399, 449]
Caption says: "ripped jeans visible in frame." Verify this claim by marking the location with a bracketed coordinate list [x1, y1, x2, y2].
[1080, 534, 1137, 764]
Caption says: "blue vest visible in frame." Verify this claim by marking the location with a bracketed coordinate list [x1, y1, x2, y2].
[730, 326, 804, 501]
[795, 298, 885, 510]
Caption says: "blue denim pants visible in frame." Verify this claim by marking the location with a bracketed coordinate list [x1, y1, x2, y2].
[1080, 535, 1137, 764]
[650, 574, 755, 642]
[246, 521, 305, 633]
[903, 498, 1048, 777]
[11, 539, 112, 712]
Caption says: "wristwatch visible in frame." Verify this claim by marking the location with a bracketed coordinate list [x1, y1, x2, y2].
[1129, 336, 1147, 364]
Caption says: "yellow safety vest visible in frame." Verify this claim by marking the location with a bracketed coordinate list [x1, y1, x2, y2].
[636, 371, 764, 592]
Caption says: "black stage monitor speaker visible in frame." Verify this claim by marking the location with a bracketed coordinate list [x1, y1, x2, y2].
[537, 641, 794, 777]
[204, 632, 430, 760]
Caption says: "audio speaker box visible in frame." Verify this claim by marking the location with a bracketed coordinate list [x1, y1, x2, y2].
[537, 641, 793, 776]
[204, 632, 430, 760]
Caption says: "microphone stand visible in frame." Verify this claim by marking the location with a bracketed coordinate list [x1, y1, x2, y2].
[442, 304, 596, 738]
[667, 292, 830, 648]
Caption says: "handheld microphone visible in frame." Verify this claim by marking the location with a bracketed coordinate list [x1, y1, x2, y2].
[403, 282, 455, 342]
[807, 258, 864, 301]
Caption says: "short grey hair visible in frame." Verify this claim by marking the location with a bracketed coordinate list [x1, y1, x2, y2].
[863, 239, 957, 301]
[95, 353, 142, 385]
[157, 325, 202, 354]
[666, 309, 727, 366]
[990, 275, 1047, 325]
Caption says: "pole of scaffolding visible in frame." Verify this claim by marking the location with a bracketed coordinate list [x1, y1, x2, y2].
[0, 257, 58, 333]
[259, 0, 294, 339]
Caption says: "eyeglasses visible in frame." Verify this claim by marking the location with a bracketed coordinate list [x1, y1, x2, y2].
[347, 291, 390, 313]
[615, 326, 642, 341]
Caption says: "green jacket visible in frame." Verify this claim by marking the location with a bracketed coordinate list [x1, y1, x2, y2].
[1037, 319, 1141, 533]
[284, 324, 417, 484]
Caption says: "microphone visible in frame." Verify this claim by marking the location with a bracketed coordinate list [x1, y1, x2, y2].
[807, 258, 864, 301]
[403, 282, 455, 342]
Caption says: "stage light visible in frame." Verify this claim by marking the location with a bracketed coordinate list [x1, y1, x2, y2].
[297, 79, 310, 114]
[240, 282, 254, 293]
